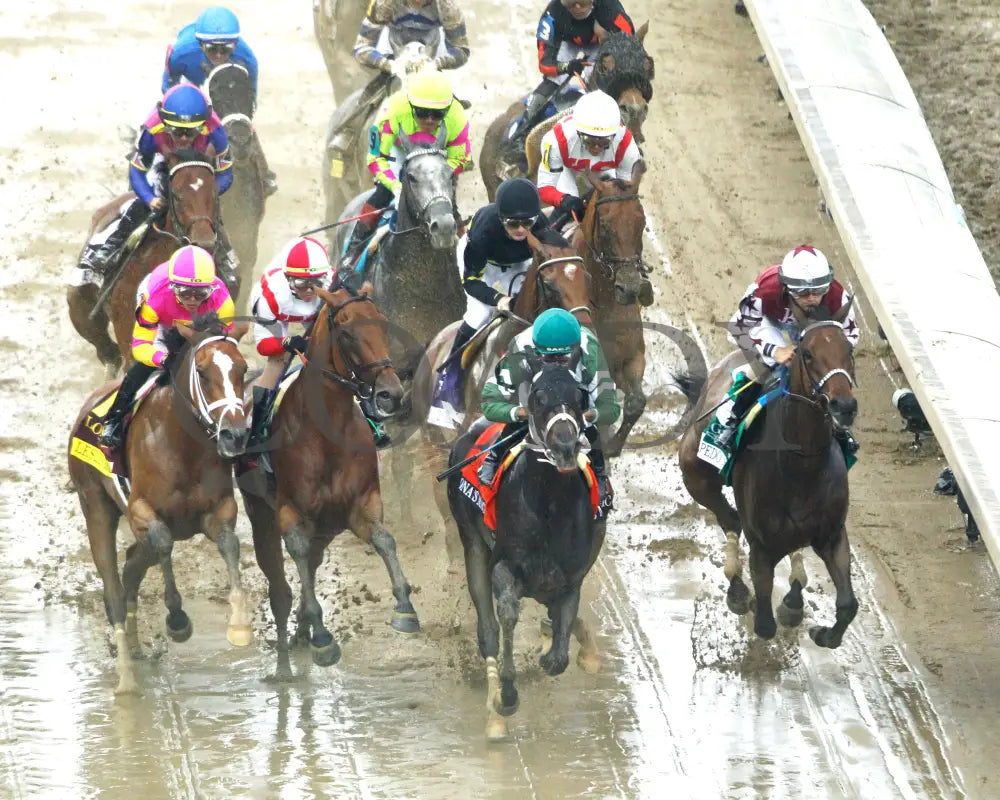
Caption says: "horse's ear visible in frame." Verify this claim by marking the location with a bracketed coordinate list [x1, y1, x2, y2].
[833, 293, 855, 324]
[789, 298, 809, 329]
[175, 321, 197, 340]
[399, 131, 414, 152]
[568, 344, 583, 371]
[314, 286, 339, 305]
[584, 169, 605, 192]
[230, 321, 249, 342]
[630, 159, 647, 189]
[637, 21, 649, 44]
[644, 55, 655, 80]
[358, 279, 375, 297]
[434, 119, 449, 150]
[525, 230, 541, 253]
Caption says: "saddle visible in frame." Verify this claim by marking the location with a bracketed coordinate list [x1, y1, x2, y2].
[455, 422, 600, 530]
[69, 373, 161, 500]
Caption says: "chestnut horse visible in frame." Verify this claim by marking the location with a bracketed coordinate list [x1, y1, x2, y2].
[240, 284, 414, 680]
[572, 163, 651, 456]
[678, 302, 859, 647]
[68, 151, 223, 374]
[69, 316, 250, 695]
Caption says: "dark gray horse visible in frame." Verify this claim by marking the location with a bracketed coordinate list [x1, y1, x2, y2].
[335, 128, 465, 386]
[678, 302, 859, 648]
[206, 62, 265, 299]
[448, 363, 605, 740]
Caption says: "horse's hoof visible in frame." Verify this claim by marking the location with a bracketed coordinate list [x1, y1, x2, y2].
[495, 685, 519, 717]
[539, 651, 569, 676]
[311, 639, 342, 667]
[390, 610, 420, 634]
[486, 715, 509, 742]
[227, 624, 254, 647]
[808, 626, 842, 649]
[754, 617, 777, 640]
[726, 577, 752, 615]
[576, 649, 602, 675]
[776, 602, 805, 628]
[114, 675, 141, 696]
[166, 610, 193, 643]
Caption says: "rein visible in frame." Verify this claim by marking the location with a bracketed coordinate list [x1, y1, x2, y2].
[390, 148, 454, 237]
[587, 191, 648, 281]
[318, 295, 393, 400]
[154, 160, 218, 246]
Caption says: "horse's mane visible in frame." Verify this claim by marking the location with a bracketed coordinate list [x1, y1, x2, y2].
[536, 228, 571, 248]
[802, 304, 835, 323]
[170, 148, 213, 166]
[602, 178, 631, 192]
[161, 312, 228, 356]
[593, 31, 653, 102]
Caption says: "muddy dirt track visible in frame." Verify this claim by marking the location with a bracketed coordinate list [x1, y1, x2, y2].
[2, 0, 1000, 797]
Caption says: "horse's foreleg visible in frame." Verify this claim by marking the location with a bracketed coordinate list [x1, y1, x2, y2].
[606, 356, 647, 457]
[748, 544, 777, 639]
[246, 492, 294, 681]
[367, 523, 420, 633]
[214, 522, 253, 648]
[284, 518, 340, 667]
[67, 285, 122, 374]
[777, 551, 808, 628]
[144, 519, 192, 644]
[809, 528, 858, 649]
[491, 561, 521, 716]
[463, 533, 499, 660]
[724, 530, 751, 615]
[121, 540, 157, 659]
[540, 588, 580, 676]
[572, 615, 602, 674]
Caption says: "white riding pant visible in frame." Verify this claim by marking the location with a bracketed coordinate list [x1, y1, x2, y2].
[455, 235, 530, 328]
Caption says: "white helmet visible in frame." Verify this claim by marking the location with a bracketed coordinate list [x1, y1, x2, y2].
[573, 91, 621, 138]
[778, 245, 833, 293]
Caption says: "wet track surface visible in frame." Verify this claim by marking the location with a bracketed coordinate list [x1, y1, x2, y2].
[2, 0, 999, 797]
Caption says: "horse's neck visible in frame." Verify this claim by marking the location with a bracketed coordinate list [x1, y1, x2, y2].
[774, 388, 832, 464]
[520, 451, 587, 499]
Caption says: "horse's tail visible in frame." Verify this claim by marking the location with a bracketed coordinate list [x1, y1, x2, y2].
[673, 370, 706, 405]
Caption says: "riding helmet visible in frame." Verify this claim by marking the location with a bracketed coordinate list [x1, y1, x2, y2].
[195, 7, 241, 41]
[406, 71, 453, 110]
[778, 245, 833, 292]
[532, 308, 581, 355]
[573, 90, 622, 138]
[496, 178, 541, 220]
[168, 245, 217, 287]
[158, 85, 211, 128]
[282, 237, 331, 279]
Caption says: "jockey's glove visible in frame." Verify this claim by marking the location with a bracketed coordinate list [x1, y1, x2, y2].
[558, 194, 586, 218]
[496, 296, 512, 314]
[282, 335, 309, 355]
[435, 55, 457, 70]
[375, 56, 393, 74]
[558, 58, 587, 77]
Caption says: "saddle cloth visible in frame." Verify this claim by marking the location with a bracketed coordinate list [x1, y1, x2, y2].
[456, 423, 599, 530]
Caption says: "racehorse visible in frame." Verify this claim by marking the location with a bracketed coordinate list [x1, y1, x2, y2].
[68, 151, 221, 375]
[239, 283, 416, 680]
[448, 362, 604, 741]
[336, 128, 465, 388]
[479, 22, 653, 201]
[574, 163, 651, 456]
[206, 62, 265, 293]
[68, 316, 250, 695]
[678, 302, 859, 647]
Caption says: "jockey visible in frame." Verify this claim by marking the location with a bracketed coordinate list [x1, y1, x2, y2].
[478, 307, 620, 512]
[248, 236, 390, 448]
[718, 244, 861, 453]
[340, 71, 471, 269]
[162, 6, 277, 196]
[536, 89, 640, 220]
[353, 0, 470, 73]
[429, 178, 566, 426]
[99, 246, 235, 450]
[506, 0, 635, 158]
[79, 85, 234, 279]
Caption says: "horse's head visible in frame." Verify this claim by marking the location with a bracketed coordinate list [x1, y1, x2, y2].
[521, 231, 593, 326]
[580, 161, 651, 306]
[165, 150, 218, 251]
[398, 129, 457, 250]
[313, 284, 404, 417]
[790, 300, 858, 429]
[173, 313, 248, 457]
[526, 361, 587, 473]
[591, 23, 654, 143]
[205, 63, 254, 162]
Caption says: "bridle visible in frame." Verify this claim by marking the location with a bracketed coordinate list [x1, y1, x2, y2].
[318, 295, 394, 401]
[179, 334, 244, 442]
[391, 148, 454, 236]
[586, 191, 648, 281]
[787, 320, 856, 423]
[155, 159, 218, 246]
[505, 254, 593, 330]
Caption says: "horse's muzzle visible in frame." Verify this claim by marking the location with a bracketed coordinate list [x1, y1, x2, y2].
[218, 426, 248, 458]
[829, 394, 858, 428]
[427, 213, 457, 251]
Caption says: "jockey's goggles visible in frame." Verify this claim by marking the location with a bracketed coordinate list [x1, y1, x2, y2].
[501, 215, 539, 230]
[288, 276, 325, 291]
[787, 284, 830, 297]
[540, 352, 572, 364]
[579, 133, 613, 148]
[166, 124, 200, 140]
[170, 283, 213, 301]
[202, 41, 236, 55]
[562, 0, 594, 9]
[411, 105, 447, 121]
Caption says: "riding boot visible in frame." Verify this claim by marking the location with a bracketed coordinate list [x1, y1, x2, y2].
[477, 423, 525, 486]
[80, 199, 150, 275]
[99, 361, 158, 450]
[834, 428, 861, 456]
[246, 386, 273, 451]
[715, 415, 741, 451]
[589, 446, 613, 514]
[213, 229, 240, 297]
[504, 81, 559, 165]
[359, 397, 391, 449]
[340, 213, 377, 273]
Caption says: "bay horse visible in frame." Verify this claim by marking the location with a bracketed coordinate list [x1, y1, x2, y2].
[239, 283, 415, 680]
[68, 150, 222, 373]
[68, 316, 250, 695]
[678, 302, 859, 647]
[573, 163, 651, 456]
[448, 362, 604, 740]
[479, 22, 653, 201]
[335, 129, 466, 389]
[207, 62, 265, 294]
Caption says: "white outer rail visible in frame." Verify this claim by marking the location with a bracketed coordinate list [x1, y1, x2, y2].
[745, 0, 1000, 562]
